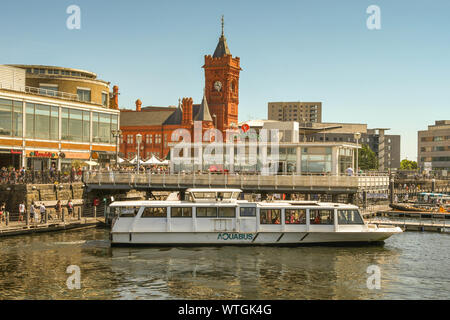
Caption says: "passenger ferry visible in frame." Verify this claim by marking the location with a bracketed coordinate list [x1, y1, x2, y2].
[109, 188, 402, 246]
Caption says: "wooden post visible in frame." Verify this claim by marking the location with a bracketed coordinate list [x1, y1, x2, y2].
[78, 207, 81, 220]
[26, 209, 29, 227]
[44, 209, 48, 224]
[5, 211, 9, 226]
[62, 208, 65, 223]
[94, 206, 97, 219]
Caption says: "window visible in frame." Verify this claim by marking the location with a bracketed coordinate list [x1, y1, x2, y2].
[260, 209, 281, 224]
[68, 109, 83, 142]
[118, 207, 138, 217]
[39, 84, 58, 96]
[285, 209, 306, 224]
[310, 209, 334, 225]
[240, 207, 256, 217]
[142, 207, 167, 217]
[337, 210, 364, 225]
[196, 207, 217, 217]
[82, 111, 90, 142]
[218, 207, 235, 217]
[35, 104, 50, 140]
[102, 92, 108, 107]
[171, 207, 192, 217]
[77, 88, 91, 102]
[0, 99, 12, 136]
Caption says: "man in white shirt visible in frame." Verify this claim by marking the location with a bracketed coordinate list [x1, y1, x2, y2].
[40, 203, 46, 223]
[18, 202, 25, 222]
[346, 166, 354, 176]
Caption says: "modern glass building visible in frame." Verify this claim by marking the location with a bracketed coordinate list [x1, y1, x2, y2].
[0, 65, 119, 171]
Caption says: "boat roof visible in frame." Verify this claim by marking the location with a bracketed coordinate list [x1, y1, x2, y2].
[109, 200, 358, 209]
[186, 188, 242, 193]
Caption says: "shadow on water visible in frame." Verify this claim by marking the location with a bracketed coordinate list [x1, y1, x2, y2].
[1, 228, 449, 299]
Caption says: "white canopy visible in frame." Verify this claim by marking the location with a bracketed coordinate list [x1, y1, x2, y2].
[83, 160, 99, 166]
[129, 156, 145, 165]
[117, 157, 126, 163]
[142, 155, 162, 165]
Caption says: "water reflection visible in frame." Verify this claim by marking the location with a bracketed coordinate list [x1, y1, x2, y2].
[0, 229, 449, 299]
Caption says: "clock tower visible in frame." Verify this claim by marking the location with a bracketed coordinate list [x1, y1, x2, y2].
[203, 16, 241, 133]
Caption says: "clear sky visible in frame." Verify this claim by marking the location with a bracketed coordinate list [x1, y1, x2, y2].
[1, 0, 449, 161]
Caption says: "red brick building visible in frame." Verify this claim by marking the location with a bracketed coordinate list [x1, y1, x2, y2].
[119, 20, 241, 160]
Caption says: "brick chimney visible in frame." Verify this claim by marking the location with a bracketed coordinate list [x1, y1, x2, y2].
[109, 85, 119, 110]
[182, 97, 193, 125]
[135, 99, 142, 112]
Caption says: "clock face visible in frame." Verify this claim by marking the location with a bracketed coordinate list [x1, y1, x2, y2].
[214, 81, 222, 92]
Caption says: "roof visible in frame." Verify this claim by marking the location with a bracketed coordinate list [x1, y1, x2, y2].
[213, 35, 231, 58]
[163, 106, 183, 125]
[120, 109, 174, 126]
[194, 93, 213, 122]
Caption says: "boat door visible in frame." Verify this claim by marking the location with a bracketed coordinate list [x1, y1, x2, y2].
[237, 205, 257, 233]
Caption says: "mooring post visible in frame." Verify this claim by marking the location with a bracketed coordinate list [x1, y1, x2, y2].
[26, 209, 29, 227]
[62, 208, 65, 223]
[94, 206, 97, 219]
[78, 207, 81, 220]
[5, 211, 9, 226]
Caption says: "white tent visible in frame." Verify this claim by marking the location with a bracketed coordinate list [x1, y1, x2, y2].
[129, 156, 146, 165]
[117, 157, 126, 163]
[142, 155, 162, 165]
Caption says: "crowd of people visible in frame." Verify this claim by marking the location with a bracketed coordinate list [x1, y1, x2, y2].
[0, 199, 75, 226]
[0, 166, 85, 185]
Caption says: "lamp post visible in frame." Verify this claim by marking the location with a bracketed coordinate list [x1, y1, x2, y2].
[354, 132, 361, 175]
[136, 133, 142, 174]
[111, 129, 122, 166]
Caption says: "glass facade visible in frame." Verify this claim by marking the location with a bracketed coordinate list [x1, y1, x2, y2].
[92, 112, 118, 144]
[0, 98, 23, 137]
[301, 147, 332, 173]
[25, 103, 59, 140]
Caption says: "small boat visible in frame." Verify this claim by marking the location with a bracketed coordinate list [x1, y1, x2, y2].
[109, 188, 402, 246]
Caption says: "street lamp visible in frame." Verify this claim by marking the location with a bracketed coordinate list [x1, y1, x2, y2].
[354, 132, 361, 175]
[136, 133, 142, 174]
[111, 129, 122, 166]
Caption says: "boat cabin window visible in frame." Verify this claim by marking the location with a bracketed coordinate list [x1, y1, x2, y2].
[285, 209, 306, 224]
[337, 210, 364, 225]
[171, 207, 193, 218]
[117, 207, 138, 217]
[141, 207, 167, 218]
[218, 207, 235, 218]
[193, 192, 216, 199]
[260, 209, 281, 225]
[196, 207, 217, 217]
[240, 207, 256, 217]
[217, 192, 232, 200]
[310, 209, 334, 225]
[196, 207, 236, 218]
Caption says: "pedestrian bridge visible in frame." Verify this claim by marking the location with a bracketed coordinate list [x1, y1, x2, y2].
[83, 172, 389, 195]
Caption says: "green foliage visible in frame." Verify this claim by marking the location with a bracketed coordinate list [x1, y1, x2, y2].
[358, 144, 378, 170]
[400, 159, 418, 170]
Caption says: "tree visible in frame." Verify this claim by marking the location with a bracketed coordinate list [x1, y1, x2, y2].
[358, 144, 378, 170]
[400, 159, 418, 170]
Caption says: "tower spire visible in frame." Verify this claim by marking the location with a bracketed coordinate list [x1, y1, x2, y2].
[213, 15, 231, 58]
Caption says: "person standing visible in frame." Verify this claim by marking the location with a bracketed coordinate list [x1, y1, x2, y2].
[346, 166, 354, 176]
[30, 201, 38, 224]
[55, 200, 62, 220]
[67, 199, 73, 219]
[40, 203, 46, 223]
[0, 203, 4, 224]
[18, 202, 25, 222]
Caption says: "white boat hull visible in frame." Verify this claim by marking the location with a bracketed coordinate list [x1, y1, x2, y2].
[111, 229, 401, 246]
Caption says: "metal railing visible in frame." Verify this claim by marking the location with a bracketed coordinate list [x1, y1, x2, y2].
[25, 86, 79, 101]
[83, 171, 390, 191]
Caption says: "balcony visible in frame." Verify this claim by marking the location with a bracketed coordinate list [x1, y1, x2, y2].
[25, 86, 79, 101]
